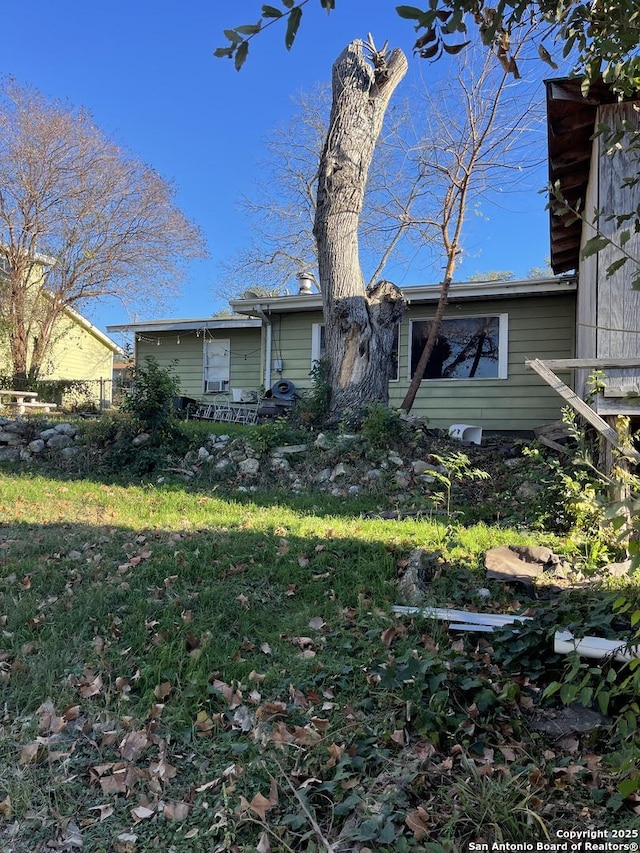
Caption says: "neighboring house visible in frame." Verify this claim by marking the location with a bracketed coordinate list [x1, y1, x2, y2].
[0, 265, 121, 408]
[109, 276, 577, 432]
[43, 305, 122, 408]
[546, 77, 640, 418]
[0, 306, 122, 409]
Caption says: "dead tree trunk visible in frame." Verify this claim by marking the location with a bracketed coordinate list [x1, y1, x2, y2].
[313, 39, 407, 421]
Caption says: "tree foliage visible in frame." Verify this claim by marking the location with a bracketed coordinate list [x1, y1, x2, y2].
[219, 0, 640, 95]
[0, 79, 207, 384]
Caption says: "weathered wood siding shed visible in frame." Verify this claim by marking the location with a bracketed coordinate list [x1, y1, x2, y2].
[547, 79, 640, 413]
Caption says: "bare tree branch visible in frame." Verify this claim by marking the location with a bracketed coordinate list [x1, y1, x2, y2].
[0, 79, 207, 383]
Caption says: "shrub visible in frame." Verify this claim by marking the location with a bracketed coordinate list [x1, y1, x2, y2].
[359, 401, 412, 451]
[120, 356, 181, 437]
[291, 358, 332, 430]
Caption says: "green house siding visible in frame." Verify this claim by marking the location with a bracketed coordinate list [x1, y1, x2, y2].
[267, 294, 575, 431]
[125, 288, 575, 432]
[266, 310, 324, 392]
[135, 329, 262, 399]
[225, 332, 263, 394]
[389, 294, 575, 430]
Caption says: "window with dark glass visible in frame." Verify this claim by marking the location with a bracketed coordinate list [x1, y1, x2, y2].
[410, 316, 504, 379]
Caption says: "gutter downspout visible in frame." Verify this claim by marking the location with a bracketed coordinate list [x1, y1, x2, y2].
[254, 307, 272, 391]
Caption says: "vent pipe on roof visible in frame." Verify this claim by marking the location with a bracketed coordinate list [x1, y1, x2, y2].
[296, 272, 315, 295]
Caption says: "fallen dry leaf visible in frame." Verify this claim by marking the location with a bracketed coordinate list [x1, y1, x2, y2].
[211, 678, 243, 708]
[78, 670, 103, 699]
[257, 830, 271, 853]
[248, 670, 266, 683]
[558, 736, 580, 754]
[131, 804, 155, 822]
[291, 725, 321, 746]
[148, 758, 177, 782]
[62, 704, 81, 721]
[164, 801, 190, 820]
[246, 778, 279, 821]
[326, 742, 345, 767]
[195, 710, 215, 734]
[114, 832, 138, 853]
[119, 729, 149, 762]
[87, 803, 114, 822]
[0, 796, 12, 819]
[98, 764, 132, 795]
[195, 778, 221, 793]
[380, 624, 407, 647]
[406, 806, 431, 840]
[500, 746, 516, 762]
[153, 682, 172, 700]
[18, 742, 40, 765]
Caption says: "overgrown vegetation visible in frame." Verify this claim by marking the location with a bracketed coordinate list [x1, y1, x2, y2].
[120, 357, 181, 437]
[1, 379, 640, 849]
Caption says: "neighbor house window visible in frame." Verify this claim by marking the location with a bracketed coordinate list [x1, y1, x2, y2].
[311, 323, 400, 381]
[203, 338, 230, 393]
[409, 314, 508, 380]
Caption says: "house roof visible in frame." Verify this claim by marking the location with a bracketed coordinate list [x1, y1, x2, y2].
[230, 275, 577, 316]
[63, 304, 123, 353]
[546, 77, 639, 275]
[106, 316, 262, 334]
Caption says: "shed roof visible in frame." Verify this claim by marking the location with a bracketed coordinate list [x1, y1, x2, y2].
[546, 77, 638, 275]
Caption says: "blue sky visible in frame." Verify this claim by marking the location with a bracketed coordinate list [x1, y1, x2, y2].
[2, 1, 558, 334]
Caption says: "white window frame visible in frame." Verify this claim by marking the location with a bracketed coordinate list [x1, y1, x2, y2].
[311, 323, 400, 381]
[408, 313, 508, 381]
[311, 323, 325, 367]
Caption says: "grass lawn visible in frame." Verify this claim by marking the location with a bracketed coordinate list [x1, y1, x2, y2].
[0, 459, 639, 852]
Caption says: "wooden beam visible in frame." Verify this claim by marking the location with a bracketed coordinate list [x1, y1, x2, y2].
[540, 358, 640, 370]
[550, 149, 593, 172]
[526, 358, 640, 462]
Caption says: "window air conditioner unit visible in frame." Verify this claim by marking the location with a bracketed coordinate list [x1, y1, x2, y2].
[204, 379, 227, 394]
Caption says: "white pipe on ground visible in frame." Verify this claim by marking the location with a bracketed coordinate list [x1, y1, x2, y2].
[391, 605, 531, 627]
[391, 605, 638, 662]
[553, 631, 638, 663]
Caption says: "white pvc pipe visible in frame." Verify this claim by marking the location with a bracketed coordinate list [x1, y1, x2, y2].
[554, 631, 638, 663]
[391, 605, 531, 627]
[391, 606, 638, 661]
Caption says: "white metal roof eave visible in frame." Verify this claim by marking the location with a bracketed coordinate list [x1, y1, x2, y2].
[106, 318, 263, 334]
[230, 276, 577, 316]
